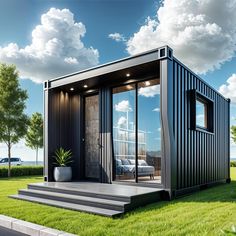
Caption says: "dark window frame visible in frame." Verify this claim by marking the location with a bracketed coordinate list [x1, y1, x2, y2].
[189, 90, 214, 134]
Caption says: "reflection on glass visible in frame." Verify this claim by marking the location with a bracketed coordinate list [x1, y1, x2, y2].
[113, 84, 136, 181]
[112, 79, 162, 184]
[196, 99, 207, 128]
[138, 79, 161, 183]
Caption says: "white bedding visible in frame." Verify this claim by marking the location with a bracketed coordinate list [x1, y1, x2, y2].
[120, 164, 154, 175]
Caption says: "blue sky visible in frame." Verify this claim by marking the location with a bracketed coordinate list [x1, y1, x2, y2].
[0, 0, 235, 160]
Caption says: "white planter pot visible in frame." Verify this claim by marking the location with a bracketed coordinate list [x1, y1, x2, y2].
[54, 167, 72, 182]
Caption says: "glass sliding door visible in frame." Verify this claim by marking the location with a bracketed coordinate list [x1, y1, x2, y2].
[112, 78, 161, 184]
[137, 79, 161, 183]
[112, 84, 136, 182]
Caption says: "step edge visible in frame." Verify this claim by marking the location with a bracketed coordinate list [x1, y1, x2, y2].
[9, 194, 123, 217]
[28, 184, 131, 200]
[17, 191, 128, 211]
[19, 189, 130, 206]
[14, 191, 126, 212]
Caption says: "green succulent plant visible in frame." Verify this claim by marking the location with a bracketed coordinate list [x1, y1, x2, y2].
[53, 147, 73, 167]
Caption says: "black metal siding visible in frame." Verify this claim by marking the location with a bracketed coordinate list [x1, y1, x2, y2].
[44, 90, 82, 181]
[172, 58, 230, 191]
[160, 59, 176, 196]
[44, 47, 230, 195]
[100, 87, 113, 183]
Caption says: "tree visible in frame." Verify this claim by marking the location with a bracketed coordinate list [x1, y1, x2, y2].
[231, 125, 236, 143]
[0, 63, 28, 177]
[25, 113, 43, 165]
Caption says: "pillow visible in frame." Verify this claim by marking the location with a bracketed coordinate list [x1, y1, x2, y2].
[138, 160, 148, 166]
[121, 159, 130, 165]
[129, 159, 135, 165]
[116, 159, 122, 166]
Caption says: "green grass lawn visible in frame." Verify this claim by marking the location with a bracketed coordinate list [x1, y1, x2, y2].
[1, 170, 236, 236]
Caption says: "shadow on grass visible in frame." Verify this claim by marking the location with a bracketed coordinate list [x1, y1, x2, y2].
[121, 181, 236, 218]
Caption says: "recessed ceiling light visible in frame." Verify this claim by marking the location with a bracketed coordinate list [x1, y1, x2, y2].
[126, 73, 130, 77]
[145, 81, 151, 86]
[84, 84, 88, 88]
[70, 87, 74, 91]
[126, 85, 133, 90]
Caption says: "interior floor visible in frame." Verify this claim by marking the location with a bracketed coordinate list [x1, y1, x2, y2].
[115, 175, 161, 184]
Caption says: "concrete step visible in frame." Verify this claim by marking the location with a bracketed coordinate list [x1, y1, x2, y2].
[18, 189, 130, 212]
[9, 194, 123, 217]
[12, 182, 163, 216]
[28, 183, 131, 202]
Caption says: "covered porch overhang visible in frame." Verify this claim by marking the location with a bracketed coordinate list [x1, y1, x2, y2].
[45, 46, 171, 91]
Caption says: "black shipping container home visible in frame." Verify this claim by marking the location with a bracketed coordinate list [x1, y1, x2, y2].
[11, 46, 230, 216]
[42, 46, 230, 198]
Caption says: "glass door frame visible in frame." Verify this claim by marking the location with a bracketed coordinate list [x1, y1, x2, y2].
[111, 77, 162, 186]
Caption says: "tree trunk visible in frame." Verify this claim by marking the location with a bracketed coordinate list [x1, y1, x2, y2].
[8, 143, 11, 177]
[36, 147, 38, 165]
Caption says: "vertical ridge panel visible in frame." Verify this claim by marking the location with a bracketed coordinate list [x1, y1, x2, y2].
[173, 59, 229, 190]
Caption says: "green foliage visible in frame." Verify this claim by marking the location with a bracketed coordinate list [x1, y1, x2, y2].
[231, 161, 236, 167]
[231, 125, 236, 143]
[0, 166, 43, 177]
[25, 112, 43, 165]
[53, 147, 73, 167]
[0, 63, 29, 177]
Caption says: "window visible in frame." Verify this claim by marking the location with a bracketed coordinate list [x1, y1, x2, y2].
[137, 79, 161, 183]
[112, 78, 162, 184]
[112, 84, 136, 182]
[190, 90, 213, 133]
[196, 98, 207, 128]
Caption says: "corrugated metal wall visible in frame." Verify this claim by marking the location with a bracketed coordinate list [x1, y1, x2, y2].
[172, 58, 230, 191]
[45, 90, 82, 181]
[100, 87, 113, 183]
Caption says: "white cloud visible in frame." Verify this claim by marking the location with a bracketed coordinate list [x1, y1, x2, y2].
[153, 107, 160, 112]
[118, 116, 127, 126]
[0, 8, 99, 83]
[115, 100, 132, 112]
[196, 114, 205, 126]
[126, 0, 236, 74]
[138, 84, 160, 97]
[64, 57, 78, 64]
[219, 73, 236, 103]
[196, 114, 204, 119]
[108, 33, 126, 42]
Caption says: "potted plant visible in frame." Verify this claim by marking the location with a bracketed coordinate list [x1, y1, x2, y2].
[53, 147, 73, 182]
